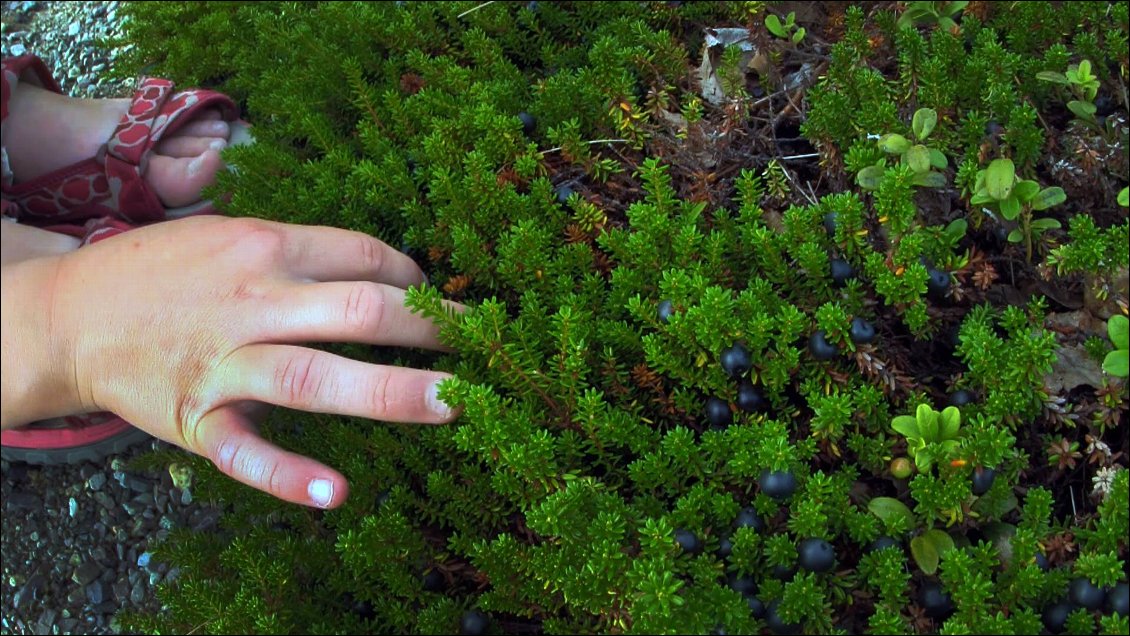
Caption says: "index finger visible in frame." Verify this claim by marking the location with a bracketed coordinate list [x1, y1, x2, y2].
[263, 220, 428, 289]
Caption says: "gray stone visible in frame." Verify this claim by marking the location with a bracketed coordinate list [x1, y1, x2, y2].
[129, 581, 145, 605]
[67, 21, 80, 37]
[68, 497, 77, 518]
[66, 586, 85, 605]
[13, 574, 45, 610]
[6, 492, 41, 510]
[10, 43, 27, 56]
[86, 473, 106, 491]
[85, 581, 104, 605]
[71, 562, 101, 586]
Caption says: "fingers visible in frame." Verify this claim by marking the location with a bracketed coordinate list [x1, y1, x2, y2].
[255, 220, 428, 290]
[155, 135, 227, 158]
[193, 406, 350, 508]
[261, 280, 455, 351]
[172, 118, 231, 138]
[218, 344, 459, 424]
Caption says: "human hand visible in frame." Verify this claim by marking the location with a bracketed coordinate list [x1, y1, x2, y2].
[49, 215, 462, 508]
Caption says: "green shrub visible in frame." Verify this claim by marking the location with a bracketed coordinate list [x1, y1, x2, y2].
[106, 2, 1127, 634]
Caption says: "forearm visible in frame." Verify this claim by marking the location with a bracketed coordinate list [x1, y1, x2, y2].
[1, 218, 82, 266]
[1, 255, 83, 429]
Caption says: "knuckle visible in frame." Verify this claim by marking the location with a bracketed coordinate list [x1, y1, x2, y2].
[357, 234, 384, 274]
[231, 219, 285, 260]
[367, 370, 393, 418]
[275, 351, 325, 406]
[343, 282, 385, 334]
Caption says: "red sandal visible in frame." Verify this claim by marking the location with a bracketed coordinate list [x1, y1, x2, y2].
[1, 54, 253, 464]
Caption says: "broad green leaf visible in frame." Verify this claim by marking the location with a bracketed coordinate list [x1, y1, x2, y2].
[1007, 229, 1024, 243]
[868, 497, 916, 526]
[985, 158, 1015, 201]
[879, 133, 911, 154]
[924, 528, 955, 556]
[970, 189, 995, 206]
[911, 535, 939, 574]
[1104, 350, 1129, 377]
[1012, 179, 1040, 203]
[1118, 187, 1129, 207]
[939, 406, 960, 441]
[792, 27, 805, 44]
[892, 415, 920, 440]
[1031, 187, 1066, 211]
[906, 144, 931, 173]
[1029, 218, 1061, 231]
[765, 14, 786, 38]
[912, 171, 947, 188]
[938, 16, 957, 31]
[913, 108, 938, 140]
[1036, 71, 1070, 85]
[1109, 315, 1129, 349]
[1068, 100, 1097, 121]
[915, 449, 936, 472]
[857, 164, 887, 190]
[917, 404, 938, 442]
[948, 1, 970, 13]
[944, 219, 967, 241]
[999, 195, 1021, 220]
[928, 148, 948, 169]
[1078, 59, 1092, 78]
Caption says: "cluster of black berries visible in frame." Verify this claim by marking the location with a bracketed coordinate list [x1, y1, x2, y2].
[1043, 579, 1129, 633]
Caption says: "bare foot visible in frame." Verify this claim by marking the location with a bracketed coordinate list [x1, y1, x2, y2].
[2, 83, 231, 208]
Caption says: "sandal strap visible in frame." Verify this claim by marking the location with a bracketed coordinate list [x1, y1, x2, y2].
[3, 69, 238, 225]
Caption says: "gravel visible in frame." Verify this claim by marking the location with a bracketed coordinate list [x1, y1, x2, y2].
[2, 2, 223, 634]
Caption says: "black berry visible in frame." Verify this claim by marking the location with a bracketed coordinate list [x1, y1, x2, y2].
[733, 506, 764, 532]
[423, 568, 444, 592]
[849, 317, 876, 344]
[706, 397, 732, 429]
[728, 574, 756, 595]
[830, 258, 855, 287]
[657, 299, 675, 324]
[823, 212, 838, 237]
[948, 390, 975, 408]
[518, 111, 536, 135]
[555, 183, 575, 205]
[1070, 577, 1106, 610]
[1034, 552, 1050, 572]
[1094, 94, 1115, 117]
[721, 343, 752, 377]
[746, 594, 766, 618]
[1042, 601, 1073, 634]
[765, 599, 802, 635]
[920, 581, 954, 620]
[716, 535, 733, 559]
[1108, 582, 1129, 617]
[461, 610, 489, 635]
[760, 470, 798, 499]
[926, 268, 951, 299]
[971, 467, 996, 496]
[809, 331, 839, 361]
[737, 380, 766, 413]
[675, 528, 702, 554]
[797, 538, 836, 573]
[868, 536, 901, 553]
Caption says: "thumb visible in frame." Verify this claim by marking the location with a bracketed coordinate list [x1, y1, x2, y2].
[193, 405, 350, 509]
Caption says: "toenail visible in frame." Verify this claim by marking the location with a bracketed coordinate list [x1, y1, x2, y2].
[187, 155, 205, 176]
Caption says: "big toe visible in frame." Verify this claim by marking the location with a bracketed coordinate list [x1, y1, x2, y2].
[146, 149, 225, 208]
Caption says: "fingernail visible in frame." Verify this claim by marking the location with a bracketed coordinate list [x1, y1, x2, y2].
[210, 121, 230, 135]
[187, 155, 204, 176]
[308, 478, 334, 508]
[426, 381, 453, 419]
[209, 139, 227, 151]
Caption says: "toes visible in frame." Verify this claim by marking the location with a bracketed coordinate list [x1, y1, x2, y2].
[156, 135, 227, 158]
[168, 118, 230, 139]
[147, 149, 225, 208]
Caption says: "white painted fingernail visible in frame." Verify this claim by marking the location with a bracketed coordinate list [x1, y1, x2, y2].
[308, 478, 334, 508]
[187, 155, 204, 176]
[209, 139, 227, 151]
[427, 381, 453, 419]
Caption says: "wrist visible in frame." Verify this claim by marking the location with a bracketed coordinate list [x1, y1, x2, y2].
[1, 255, 84, 429]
